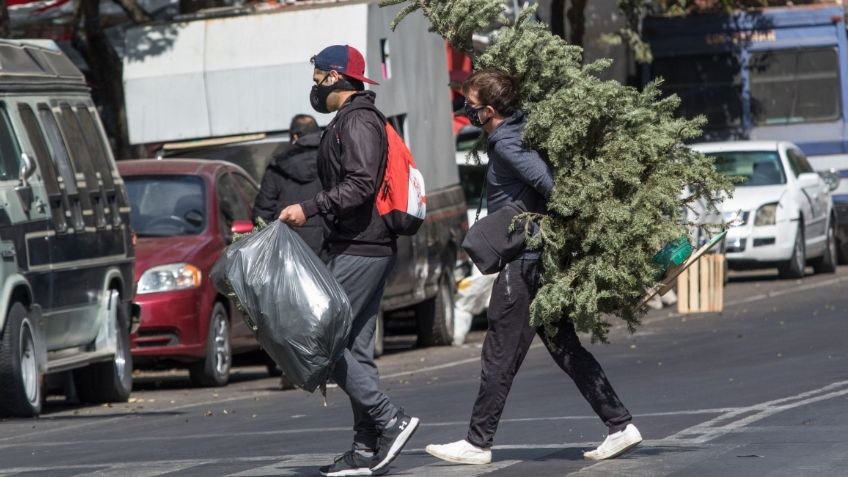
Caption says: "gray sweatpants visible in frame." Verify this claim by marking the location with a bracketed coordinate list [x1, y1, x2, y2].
[328, 253, 398, 451]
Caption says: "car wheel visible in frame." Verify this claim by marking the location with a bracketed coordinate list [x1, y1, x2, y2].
[416, 274, 456, 347]
[374, 310, 385, 358]
[812, 220, 838, 274]
[778, 224, 806, 279]
[189, 303, 231, 387]
[0, 303, 42, 417]
[74, 295, 133, 404]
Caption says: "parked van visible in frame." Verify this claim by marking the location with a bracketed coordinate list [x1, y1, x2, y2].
[0, 40, 135, 417]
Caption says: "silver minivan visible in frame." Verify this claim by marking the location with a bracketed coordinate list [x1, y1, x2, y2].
[0, 40, 134, 417]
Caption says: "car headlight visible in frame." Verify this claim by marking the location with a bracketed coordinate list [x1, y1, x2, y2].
[137, 263, 202, 295]
[754, 203, 778, 226]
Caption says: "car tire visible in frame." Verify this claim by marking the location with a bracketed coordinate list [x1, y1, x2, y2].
[189, 303, 231, 387]
[74, 296, 133, 404]
[374, 310, 385, 358]
[838, 237, 848, 265]
[0, 303, 43, 417]
[416, 274, 455, 347]
[778, 224, 806, 279]
[812, 220, 838, 274]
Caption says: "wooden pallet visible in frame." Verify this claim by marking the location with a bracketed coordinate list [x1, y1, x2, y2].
[677, 253, 724, 314]
[637, 230, 727, 311]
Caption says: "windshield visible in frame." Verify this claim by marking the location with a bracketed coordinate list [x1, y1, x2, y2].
[653, 53, 743, 130]
[125, 175, 207, 237]
[708, 151, 786, 186]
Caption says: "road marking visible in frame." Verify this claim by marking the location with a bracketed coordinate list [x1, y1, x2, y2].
[0, 408, 736, 451]
[71, 462, 201, 477]
[395, 460, 521, 476]
[666, 379, 848, 444]
[567, 379, 848, 476]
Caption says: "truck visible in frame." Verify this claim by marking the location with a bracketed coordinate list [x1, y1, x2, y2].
[642, 1, 848, 261]
[121, 0, 468, 354]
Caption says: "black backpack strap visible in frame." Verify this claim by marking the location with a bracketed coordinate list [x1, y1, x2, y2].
[335, 101, 390, 191]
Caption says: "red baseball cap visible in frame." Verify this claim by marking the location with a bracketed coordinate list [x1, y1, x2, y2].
[312, 45, 379, 85]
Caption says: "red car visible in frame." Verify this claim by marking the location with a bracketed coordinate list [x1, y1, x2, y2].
[118, 159, 266, 386]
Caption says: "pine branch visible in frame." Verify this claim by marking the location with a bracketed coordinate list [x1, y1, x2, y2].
[389, 0, 734, 341]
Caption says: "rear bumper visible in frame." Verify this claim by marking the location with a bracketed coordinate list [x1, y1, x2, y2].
[130, 289, 206, 361]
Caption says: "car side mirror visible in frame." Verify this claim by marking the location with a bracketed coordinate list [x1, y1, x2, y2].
[818, 169, 841, 192]
[230, 219, 254, 235]
[19, 152, 35, 187]
[797, 172, 821, 188]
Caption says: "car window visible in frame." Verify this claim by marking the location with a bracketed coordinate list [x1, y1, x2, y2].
[749, 48, 841, 125]
[217, 172, 250, 235]
[38, 105, 85, 230]
[57, 104, 106, 229]
[75, 106, 121, 226]
[232, 172, 258, 208]
[19, 104, 67, 231]
[792, 149, 814, 174]
[125, 175, 206, 237]
[710, 150, 787, 186]
[0, 104, 21, 181]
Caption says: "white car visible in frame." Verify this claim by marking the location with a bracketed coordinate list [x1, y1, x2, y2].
[692, 141, 839, 278]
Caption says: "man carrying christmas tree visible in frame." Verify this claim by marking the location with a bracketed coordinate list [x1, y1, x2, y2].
[279, 44, 419, 477]
[425, 68, 642, 465]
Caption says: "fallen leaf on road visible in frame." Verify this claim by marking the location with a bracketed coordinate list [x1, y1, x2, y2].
[204, 411, 214, 417]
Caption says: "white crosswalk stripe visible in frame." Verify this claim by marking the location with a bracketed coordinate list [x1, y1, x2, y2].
[71, 462, 202, 477]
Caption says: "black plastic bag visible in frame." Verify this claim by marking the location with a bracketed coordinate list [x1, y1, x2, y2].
[211, 221, 351, 392]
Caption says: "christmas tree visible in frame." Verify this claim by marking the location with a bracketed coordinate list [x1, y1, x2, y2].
[384, 0, 734, 341]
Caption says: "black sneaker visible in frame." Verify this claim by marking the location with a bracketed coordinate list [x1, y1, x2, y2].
[371, 410, 420, 472]
[319, 450, 379, 477]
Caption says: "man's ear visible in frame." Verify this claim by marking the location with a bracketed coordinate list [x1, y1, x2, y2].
[485, 105, 498, 119]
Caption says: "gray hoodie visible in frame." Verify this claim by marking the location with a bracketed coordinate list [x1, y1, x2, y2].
[486, 111, 554, 215]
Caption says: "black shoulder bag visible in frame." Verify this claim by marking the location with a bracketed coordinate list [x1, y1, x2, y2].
[461, 172, 530, 275]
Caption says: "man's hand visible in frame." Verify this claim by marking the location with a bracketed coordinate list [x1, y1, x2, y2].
[279, 204, 307, 227]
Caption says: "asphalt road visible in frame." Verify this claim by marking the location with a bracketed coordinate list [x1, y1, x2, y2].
[1, 266, 847, 477]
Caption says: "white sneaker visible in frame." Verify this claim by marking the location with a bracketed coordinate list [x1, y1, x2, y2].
[426, 439, 492, 465]
[583, 424, 642, 460]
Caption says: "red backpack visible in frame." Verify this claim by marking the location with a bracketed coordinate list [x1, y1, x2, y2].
[339, 103, 426, 236]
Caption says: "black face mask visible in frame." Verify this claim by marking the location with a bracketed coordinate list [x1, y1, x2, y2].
[464, 100, 490, 128]
[310, 74, 334, 114]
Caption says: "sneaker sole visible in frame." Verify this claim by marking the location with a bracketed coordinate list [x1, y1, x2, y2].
[319, 468, 374, 477]
[425, 446, 492, 465]
[372, 417, 420, 472]
[583, 437, 642, 461]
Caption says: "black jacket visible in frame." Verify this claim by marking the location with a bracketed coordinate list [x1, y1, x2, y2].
[300, 91, 394, 257]
[253, 131, 325, 255]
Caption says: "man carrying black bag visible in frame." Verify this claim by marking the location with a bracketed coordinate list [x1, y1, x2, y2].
[278, 45, 419, 477]
[425, 69, 641, 465]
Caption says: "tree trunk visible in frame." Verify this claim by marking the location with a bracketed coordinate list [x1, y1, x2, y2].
[550, 0, 567, 40]
[0, 0, 10, 39]
[567, 0, 588, 48]
[75, 0, 132, 159]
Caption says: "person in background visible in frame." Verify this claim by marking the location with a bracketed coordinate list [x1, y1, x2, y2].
[253, 114, 325, 256]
